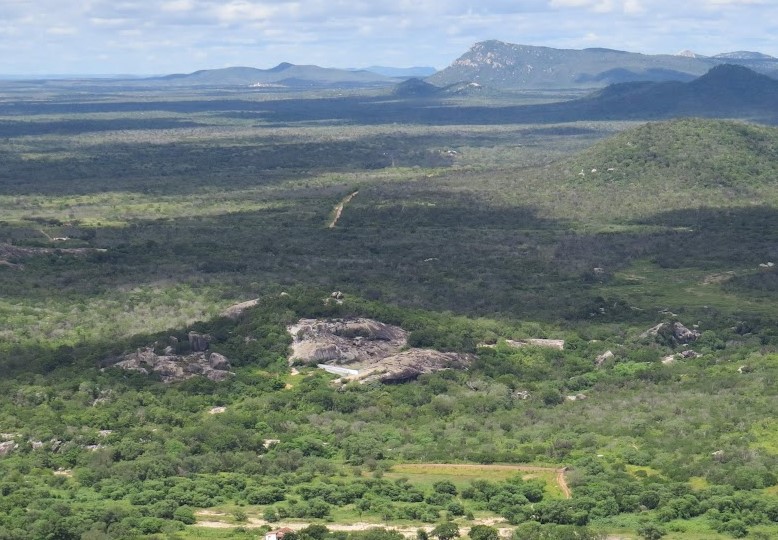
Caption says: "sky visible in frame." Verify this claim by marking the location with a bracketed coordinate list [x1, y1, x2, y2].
[0, 0, 776, 75]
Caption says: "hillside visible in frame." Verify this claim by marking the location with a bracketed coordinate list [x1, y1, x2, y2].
[565, 64, 778, 120]
[565, 118, 778, 189]
[428, 40, 778, 89]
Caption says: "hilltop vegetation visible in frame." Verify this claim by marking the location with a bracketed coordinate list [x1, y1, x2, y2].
[0, 85, 778, 540]
[566, 118, 778, 193]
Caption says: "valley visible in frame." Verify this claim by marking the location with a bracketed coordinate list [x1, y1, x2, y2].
[0, 60, 777, 540]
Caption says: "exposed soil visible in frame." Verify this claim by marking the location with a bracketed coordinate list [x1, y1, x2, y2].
[194, 516, 514, 538]
[328, 190, 359, 228]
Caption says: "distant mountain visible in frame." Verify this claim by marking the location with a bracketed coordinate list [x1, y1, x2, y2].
[390, 78, 489, 98]
[714, 51, 775, 60]
[392, 78, 441, 97]
[148, 63, 394, 88]
[676, 50, 707, 59]
[573, 64, 778, 119]
[428, 40, 778, 89]
[360, 66, 437, 78]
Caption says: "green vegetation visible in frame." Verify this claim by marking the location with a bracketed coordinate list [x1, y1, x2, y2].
[0, 86, 777, 539]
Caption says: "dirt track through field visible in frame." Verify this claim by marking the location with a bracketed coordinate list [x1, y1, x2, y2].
[328, 190, 359, 228]
[195, 515, 515, 537]
[194, 464, 571, 534]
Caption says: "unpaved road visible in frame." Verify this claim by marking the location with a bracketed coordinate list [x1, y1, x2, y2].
[328, 190, 359, 228]
[195, 515, 514, 538]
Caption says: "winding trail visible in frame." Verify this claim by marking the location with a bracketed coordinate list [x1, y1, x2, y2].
[328, 190, 359, 228]
[557, 467, 571, 499]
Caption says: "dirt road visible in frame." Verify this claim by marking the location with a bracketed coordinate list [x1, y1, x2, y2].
[328, 190, 359, 228]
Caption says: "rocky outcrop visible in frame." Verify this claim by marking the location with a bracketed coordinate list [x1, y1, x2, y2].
[106, 347, 233, 383]
[287, 317, 473, 383]
[188, 332, 211, 352]
[595, 350, 614, 367]
[642, 321, 701, 345]
[220, 299, 260, 320]
[479, 338, 565, 350]
[288, 318, 408, 365]
[359, 349, 474, 384]
[209, 352, 230, 370]
[0, 440, 18, 456]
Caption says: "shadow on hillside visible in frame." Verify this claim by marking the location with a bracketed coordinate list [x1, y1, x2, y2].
[0, 132, 464, 196]
[0, 118, 203, 137]
[6, 200, 778, 363]
[634, 206, 778, 269]
[0, 94, 688, 126]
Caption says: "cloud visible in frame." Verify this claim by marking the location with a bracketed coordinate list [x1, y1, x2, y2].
[0, 0, 774, 74]
[548, 0, 644, 14]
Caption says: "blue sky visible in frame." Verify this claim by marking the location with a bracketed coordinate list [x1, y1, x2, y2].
[0, 0, 775, 75]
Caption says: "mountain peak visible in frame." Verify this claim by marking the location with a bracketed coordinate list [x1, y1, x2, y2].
[676, 50, 706, 58]
[268, 62, 294, 72]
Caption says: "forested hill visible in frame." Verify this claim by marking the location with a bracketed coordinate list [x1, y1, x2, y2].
[565, 118, 778, 188]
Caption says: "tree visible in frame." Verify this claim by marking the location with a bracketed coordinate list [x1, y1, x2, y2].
[433, 480, 458, 496]
[431, 522, 460, 540]
[468, 525, 498, 540]
[299, 524, 330, 540]
[636, 523, 665, 540]
[172, 506, 195, 525]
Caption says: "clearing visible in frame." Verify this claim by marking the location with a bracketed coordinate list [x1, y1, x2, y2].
[387, 463, 570, 499]
[328, 190, 359, 228]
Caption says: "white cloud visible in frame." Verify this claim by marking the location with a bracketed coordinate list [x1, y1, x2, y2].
[161, 0, 195, 12]
[0, 0, 773, 73]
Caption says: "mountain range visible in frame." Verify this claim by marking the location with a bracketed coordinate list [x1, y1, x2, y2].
[149, 63, 396, 88]
[427, 40, 778, 89]
[4, 40, 776, 93]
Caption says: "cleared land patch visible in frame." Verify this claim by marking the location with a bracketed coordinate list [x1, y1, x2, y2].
[387, 463, 570, 499]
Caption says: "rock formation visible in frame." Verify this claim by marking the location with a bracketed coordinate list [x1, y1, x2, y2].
[106, 347, 233, 383]
[641, 321, 701, 345]
[220, 299, 260, 320]
[287, 317, 473, 383]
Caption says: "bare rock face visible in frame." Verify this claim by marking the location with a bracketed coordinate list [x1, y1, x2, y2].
[204, 369, 233, 382]
[288, 318, 409, 365]
[479, 338, 565, 350]
[641, 321, 701, 345]
[595, 350, 614, 367]
[220, 299, 260, 320]
[672, 322, 701, 343]
[0, 440, 18, 456]
[209, 352, 231, 370]
[108, 347, 233, 383]
[359, 349, 474, 384]
[188, 332, 211, 352]
[287, 317, 473, 383]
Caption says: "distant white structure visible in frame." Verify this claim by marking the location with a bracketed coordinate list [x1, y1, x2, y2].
[317, 364, 359, 377]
